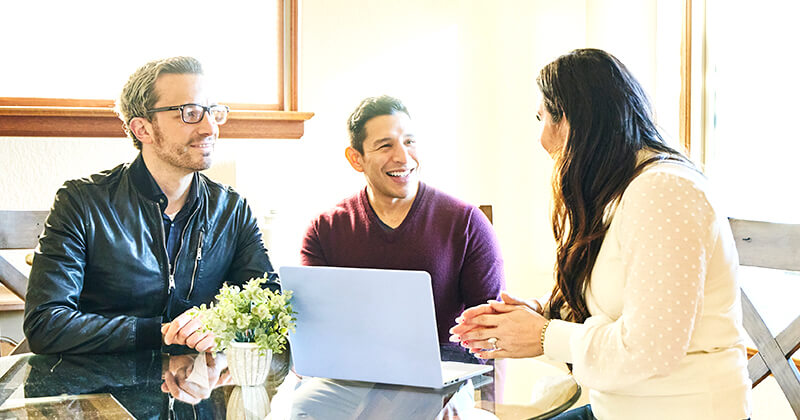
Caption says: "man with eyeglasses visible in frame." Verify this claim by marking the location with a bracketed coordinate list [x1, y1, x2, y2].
[24, 56, 279, 354]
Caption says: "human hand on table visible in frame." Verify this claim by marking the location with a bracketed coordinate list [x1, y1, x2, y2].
[449, 292, 548, 359]
[161, 352, 231, 404]
[162, 310, 216, 352]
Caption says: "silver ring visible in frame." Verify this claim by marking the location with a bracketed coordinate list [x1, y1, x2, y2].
[487, 337, 498, 350]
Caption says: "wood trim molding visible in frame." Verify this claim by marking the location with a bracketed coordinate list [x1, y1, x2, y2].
[0, 106, 313, 139]
[277, 0, 286, 111]
[0, 0, 309, 139]
[679, 0, 692, 154]
[290, 0, 299, 111]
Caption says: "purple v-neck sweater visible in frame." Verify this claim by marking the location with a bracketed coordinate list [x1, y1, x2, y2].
[301, 182, 505, 344]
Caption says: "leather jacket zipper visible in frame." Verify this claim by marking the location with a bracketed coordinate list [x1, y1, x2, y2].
[187, 229, 203, 299]
[155, 203, 174, 293]
[156, 202, 200, 297]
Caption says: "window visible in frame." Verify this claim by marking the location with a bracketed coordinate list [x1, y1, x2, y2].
[687, 0, 800, 378]
[702, 0, 799, 223]
[0, 0, 311, 139]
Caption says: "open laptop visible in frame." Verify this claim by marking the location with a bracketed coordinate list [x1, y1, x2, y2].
[279, 265, 492, 388]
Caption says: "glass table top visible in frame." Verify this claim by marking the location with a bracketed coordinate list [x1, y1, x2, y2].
[0, 347, 578, 419]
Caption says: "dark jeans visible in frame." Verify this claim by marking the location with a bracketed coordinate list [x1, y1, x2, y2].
[550, 404, 594, 420]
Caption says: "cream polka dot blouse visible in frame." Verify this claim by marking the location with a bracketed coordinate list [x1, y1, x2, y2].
[543, 157, 751, 419]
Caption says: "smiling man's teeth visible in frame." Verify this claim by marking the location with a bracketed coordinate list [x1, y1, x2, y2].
[387, 169, 412, 177]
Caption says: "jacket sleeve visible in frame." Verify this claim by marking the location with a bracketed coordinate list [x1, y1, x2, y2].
[460, 207, 506, 308]
[223, 198, 280, 292]
[23, 182, 160, 354]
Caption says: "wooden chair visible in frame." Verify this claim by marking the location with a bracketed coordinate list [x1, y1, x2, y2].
[729, 218, 800, 418]
[0, 210, 49, 355]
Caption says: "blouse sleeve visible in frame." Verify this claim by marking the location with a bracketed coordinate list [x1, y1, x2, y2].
[543, 170, 719, 392]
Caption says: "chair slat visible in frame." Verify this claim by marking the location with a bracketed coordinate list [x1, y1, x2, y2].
[0, 211, 49, 249]
[742, 292, 800, 417]
[0, 256, 27, 300]
[729, 218, 800, 272]
[747, 315, 800, 384]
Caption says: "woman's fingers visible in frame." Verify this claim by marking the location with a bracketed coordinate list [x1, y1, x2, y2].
[500, 291, 544, 314]
[449, 322, 476, 337]
[499, 291, 526, 305]
[459, 303, 496, 321]
[455, 307, 548, 359]
[451, 300, 541, 346]
[488, 300, 529, 313]
[473, 348, 511, 360]
[450, 311, 503, 342]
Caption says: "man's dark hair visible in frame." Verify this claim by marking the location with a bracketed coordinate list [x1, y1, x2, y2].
[347, 95, 410, 153]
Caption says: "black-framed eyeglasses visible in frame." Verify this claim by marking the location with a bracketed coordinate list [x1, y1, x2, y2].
[146, 103, 230, 125]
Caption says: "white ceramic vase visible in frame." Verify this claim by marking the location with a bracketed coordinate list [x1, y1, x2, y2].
[226, 385, 270, 420]
[225, 341, 272, 386]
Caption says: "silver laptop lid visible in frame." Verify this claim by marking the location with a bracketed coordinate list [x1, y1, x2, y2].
[279, 265, 445, 388]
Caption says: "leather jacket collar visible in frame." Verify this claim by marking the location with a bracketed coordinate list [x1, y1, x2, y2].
[128, 153, 199, 216]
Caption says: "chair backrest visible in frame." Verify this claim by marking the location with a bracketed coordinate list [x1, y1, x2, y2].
[0, 210, 48, 299]
[479, 205, 493, 225]
[0, 211, 48, 356]
[0, 210, 49, 249]
[729, 218, 800, 418]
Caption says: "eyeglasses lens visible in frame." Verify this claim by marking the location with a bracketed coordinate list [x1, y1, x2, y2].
[209, 105, 228, 124]
[182, 105, 205, 124]
[179, 104, 228, 124]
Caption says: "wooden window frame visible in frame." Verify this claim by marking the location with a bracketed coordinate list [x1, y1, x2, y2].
[0, 0, 312, 139]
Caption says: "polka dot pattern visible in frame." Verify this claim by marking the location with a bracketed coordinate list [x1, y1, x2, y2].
[571, 168, 717, 391]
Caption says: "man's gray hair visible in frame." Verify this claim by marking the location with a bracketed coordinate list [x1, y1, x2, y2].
[116, 56, 204, 150]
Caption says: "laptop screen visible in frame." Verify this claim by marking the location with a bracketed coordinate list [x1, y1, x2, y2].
[279, 265, 448, 387]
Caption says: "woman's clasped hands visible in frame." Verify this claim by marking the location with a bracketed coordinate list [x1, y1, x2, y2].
[449, 292, 549, 359]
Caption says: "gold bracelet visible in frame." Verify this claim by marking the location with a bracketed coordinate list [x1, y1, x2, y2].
[540, 319, 551, 353]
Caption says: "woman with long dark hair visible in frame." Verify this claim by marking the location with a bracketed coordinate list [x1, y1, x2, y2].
[450, 49, 750, 419]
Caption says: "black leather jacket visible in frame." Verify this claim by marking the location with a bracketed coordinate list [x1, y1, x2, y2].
[24, 154, 279, 354]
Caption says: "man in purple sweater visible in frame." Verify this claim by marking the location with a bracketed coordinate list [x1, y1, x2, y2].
[300, 95, 505, 362]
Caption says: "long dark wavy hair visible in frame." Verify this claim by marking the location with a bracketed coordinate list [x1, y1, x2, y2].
[539, 49, 692, 323]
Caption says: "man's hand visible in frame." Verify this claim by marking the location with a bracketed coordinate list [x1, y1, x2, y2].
[161, 352, 231, 404]
[162, 310, 216, 352]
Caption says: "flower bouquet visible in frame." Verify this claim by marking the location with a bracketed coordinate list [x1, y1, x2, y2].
[193, 275, 296, 385]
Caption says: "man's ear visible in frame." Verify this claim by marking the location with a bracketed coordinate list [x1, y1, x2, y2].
[130, 117, 154, 145]
[345, 147, 364, 173]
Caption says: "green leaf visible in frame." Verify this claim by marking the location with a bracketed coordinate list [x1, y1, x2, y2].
[189, 275, 296, 353]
